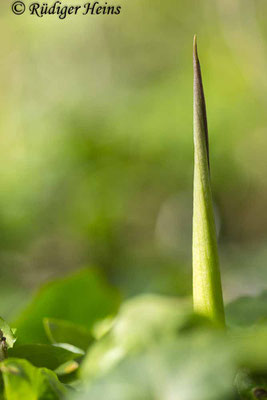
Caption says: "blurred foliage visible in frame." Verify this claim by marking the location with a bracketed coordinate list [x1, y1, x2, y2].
[226, 291, 267, 328]
[73, 292, 267, 400]
[78, 336, 236, 400]
[0, 271, 266, 398]
[13, 269, 120, 344]
[44, 318, 93, 351]
[8, 343, 83, 370]
[1, 358, 66, 400]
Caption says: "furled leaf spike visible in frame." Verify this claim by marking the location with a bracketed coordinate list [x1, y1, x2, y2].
[192, 35, 225, 327]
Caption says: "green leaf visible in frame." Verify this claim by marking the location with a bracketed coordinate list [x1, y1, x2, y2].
[13, 268, 120, 344]
[78, 335, 236, 400]
[1, 358, 66, 400]
[44, 318, 93, 351]
[192, 35, 225, 327]
[80, 294, 207, 380]
[232, 326, 267, 373]
[82, 327, 267, 400]
[8, 343, 83, 370]
[226, 291, 267, 328]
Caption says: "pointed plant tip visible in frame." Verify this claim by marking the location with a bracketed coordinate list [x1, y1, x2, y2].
[193, 35, 198, 59]
[193, 34, 210, 170]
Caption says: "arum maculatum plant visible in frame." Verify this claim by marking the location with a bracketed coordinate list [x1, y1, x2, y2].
[1, 36, 267, 400]
[192, 35, 225, 328]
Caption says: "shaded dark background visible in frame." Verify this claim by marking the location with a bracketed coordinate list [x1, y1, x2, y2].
[0, 0, 267, 318]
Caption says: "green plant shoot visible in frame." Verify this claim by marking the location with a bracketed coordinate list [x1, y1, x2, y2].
[192, 35, 225, 327]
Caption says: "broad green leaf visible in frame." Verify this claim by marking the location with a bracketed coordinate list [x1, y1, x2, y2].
[80, 294, 210, 380]
[226, 291, 267, 328]
[192, 35, 225, 327]
[1, 358, 66, 400]
[13, 268, 120, 344]
[8, 343, 83, 370]
[44, 318, 93, 351]
[77, 335, 236, 400]
[80, 327, 267, 400]
[232, 326, 267, 372]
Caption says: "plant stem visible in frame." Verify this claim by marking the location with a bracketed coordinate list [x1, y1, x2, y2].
[192, 35, 225, 327]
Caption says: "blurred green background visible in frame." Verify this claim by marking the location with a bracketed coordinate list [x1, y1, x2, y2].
[0, 0, 267, 319]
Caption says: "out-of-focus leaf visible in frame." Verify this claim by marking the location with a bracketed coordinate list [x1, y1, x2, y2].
[92, 317, 114, 340]
[1, 358, 66, 400]
[231, 327, 267, 373]
[13, 268, 120, 344]
[8, 343, 83, 370]
[79, 295, 267, 399]
[44, 318, 93, 351]
[226, 291, 267, 327]
[77, 335, 236, 400]
[82, 327, 267, 400]
[80, 294, 212, 380]
[0, 318, 16, 349]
